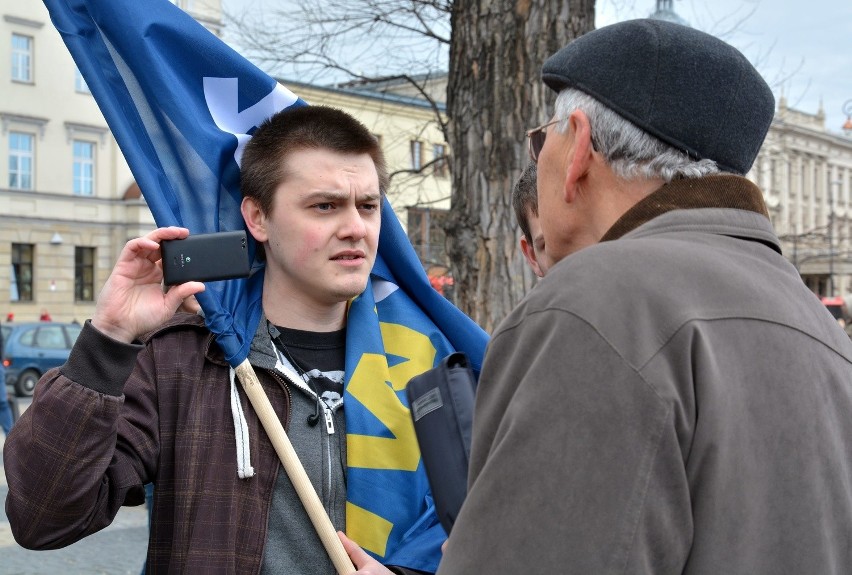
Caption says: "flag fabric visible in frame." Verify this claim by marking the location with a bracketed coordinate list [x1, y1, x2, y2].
[342, 205, 487, 569]
[44, 0, 305, 365]
[43, 0, 488, 571]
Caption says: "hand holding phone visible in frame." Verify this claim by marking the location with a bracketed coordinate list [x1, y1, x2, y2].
[93, 227, 205, 344]
[161, 231, 251, 286]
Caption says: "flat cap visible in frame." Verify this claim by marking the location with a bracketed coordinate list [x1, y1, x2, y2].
[542, 19, 774, 174]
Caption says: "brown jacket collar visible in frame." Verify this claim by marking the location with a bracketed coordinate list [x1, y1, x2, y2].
[601, 174, 769, 243]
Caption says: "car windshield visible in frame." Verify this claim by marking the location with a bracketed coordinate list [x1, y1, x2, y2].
[66, 324, 82, 344]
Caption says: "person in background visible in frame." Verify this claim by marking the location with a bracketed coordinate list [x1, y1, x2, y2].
[39, 309, 52, 322]
[139, 481, 154, 575]
[511, 162, 554, 278]
[439, 19, 852, 574]
[0, 318, 13, 437]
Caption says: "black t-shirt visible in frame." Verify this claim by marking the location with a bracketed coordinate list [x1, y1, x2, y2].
[271, 325, 346, 398]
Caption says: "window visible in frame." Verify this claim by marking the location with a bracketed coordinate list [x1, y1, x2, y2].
[410, 140, 422, 171]
[803, 275, 829, 298]
[407, 207, 449, 266]
[432, 143, 448, 177]
[75, 247, 96, 301]
[9, 131, 34, 189]
[75, 67, 90, 93]
[73, 140, 95, 195]
[408, 207, 453, 301]
[11, 243, 34, 302]
[34, 325, 66, 349]
[11, 34, 32, 82]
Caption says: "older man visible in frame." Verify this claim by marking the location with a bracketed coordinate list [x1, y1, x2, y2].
[439, 19, 852, 574]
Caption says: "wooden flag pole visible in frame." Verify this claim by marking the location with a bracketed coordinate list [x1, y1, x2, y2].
[235, 359, 355, 575]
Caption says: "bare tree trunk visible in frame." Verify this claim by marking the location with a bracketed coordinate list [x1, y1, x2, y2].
[446, 0, 595, 331]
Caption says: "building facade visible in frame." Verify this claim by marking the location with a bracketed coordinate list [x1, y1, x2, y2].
[2, 2, 144, 324]
[750, 97, 852, 298]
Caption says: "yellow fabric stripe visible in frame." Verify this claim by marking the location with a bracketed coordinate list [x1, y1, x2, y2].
[347, 502, 394, 557]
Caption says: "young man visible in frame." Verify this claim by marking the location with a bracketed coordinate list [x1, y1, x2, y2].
[511, 162, 553, 277]
[4, 106, 427, 574]
[440, 19, 852, 574]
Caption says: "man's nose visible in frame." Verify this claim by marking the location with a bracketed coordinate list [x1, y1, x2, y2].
[338, 205, 367, 240]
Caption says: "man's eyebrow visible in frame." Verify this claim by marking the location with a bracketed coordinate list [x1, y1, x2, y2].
[301, 190, 350, 202]
[359, 191, 382, 202]
[301, 190, 382, 202]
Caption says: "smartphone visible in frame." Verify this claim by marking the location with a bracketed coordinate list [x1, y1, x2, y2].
[161, 230, 251, 286]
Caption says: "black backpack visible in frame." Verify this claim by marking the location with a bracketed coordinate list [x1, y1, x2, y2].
[406, 352, 477, 535]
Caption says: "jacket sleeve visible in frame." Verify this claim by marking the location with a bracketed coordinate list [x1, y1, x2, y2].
[3, 320, 158, 550]
[437, 309, 691, 575]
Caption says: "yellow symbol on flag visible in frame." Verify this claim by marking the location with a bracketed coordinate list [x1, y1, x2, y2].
[346, 322, 436, 471]
[347, 502, 394, 557]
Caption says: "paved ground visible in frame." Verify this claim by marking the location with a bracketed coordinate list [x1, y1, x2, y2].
[0, 398, 149, 575]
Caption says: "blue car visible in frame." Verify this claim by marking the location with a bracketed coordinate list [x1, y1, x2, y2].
[2, 322, 82, 397]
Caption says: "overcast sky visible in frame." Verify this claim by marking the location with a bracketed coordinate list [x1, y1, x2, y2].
[223, 0, 852, 136]
[597, 0, 852, 135]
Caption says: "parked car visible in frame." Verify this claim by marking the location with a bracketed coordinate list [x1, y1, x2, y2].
[2, 322, 82, 397]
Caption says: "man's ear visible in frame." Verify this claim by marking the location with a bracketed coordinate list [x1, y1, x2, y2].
[519, 236, 544, 278]
[241, 196, 268, 243]
[563, 109, 595, 203]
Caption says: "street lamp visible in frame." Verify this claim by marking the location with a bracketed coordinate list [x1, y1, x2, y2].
[844, 100, 852, 137]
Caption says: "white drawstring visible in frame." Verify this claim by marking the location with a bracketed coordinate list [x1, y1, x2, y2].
[229, 366, 255, 479]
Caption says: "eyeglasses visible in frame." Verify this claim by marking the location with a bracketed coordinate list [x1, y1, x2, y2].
[525, 118, 565, 163]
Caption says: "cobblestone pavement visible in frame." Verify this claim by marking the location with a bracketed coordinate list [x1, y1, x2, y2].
[1, 399, 150, 575]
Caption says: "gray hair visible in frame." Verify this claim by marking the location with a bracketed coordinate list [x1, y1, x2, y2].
[553, 88, 720, 182]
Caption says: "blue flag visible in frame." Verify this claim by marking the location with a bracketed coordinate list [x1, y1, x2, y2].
[43, 0, 488, 570]
[45, 0, 306, 365]
[342, 205, 488, 569]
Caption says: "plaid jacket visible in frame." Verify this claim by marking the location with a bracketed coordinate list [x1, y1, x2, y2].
[5, 313, 429, 574]
[4, 313, 294, 574]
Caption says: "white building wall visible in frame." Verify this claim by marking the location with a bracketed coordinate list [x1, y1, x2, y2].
[1, 2, 147, 323]
[753, 97, 852, 299]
